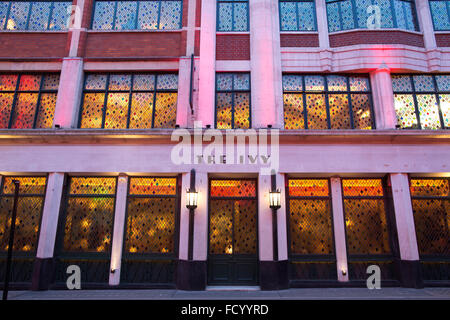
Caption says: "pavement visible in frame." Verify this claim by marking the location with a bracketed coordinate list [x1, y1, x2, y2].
[2, 287, 450, 300]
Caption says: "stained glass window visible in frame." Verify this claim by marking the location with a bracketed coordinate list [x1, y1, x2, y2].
[92, 0, 183, 30]
[0, 1, 71, 30]
[326, 0, 419, 32]
[430, 0, 450, 31]
[392, 74, 450, 130]
[217, 0, 249, 31]
[125, 177, 178, 255]
[283, 74, 374, 129]
[279, 0, 317, 31]
[79, 73, 178, 129]
[0, 73, 59, 129]
[215, 73, 251, 129]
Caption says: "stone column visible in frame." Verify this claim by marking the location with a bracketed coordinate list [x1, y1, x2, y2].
[250, 0, 278, 128]
[390, 173, 423, 288]
[176, 58, 192, 128]
[330, 177, 349, 282]
[415, 0, 440, 71]
[196, 0, 216, 128]
[370, 67, 397, 130]
[32, 172, 65, 290]
[316, 0, 330, 48]
[109, 174, 128, 286]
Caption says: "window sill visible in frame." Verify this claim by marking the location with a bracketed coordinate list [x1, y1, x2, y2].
[87, 29, 182, 33]
[328, 28, 423, 36]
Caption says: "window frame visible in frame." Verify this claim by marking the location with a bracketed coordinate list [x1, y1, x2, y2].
[0, 73, 59, 129]
[78, 72, 179, 129]
[216, 0, 250, 32]
[214, 72, 252, 129]
[325, 0, 420, 33]
[278, 0, 318, 32]
[392, 74, 449, 130]
[90, 0, 184, 31]
[282, 73, 376, 130]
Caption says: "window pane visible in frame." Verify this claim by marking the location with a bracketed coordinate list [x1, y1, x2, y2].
[233, 92, 250, 129]
[108, 74, 132, 91]
[153, 92, 177, 128]
[283, 75, 303, 92]
[114, 1, 137, 30]
[218, 2, 233, 31]
[49, 2, 71, 30]
[85, 74, 107, 90]
[306, 94, 327, 129]
[327, 75, 347, 91]
[92, 1, 115, 30]
[430, 1, 450, 31]
[129, 92, 153, 129]
[80, 93, 105, 128]
[351, 94, 372, 129]
[438, 94, 450, 128]
[392, 75, 413, 92]
[413, 75, 435, 92]
[284, 94, 304, 130]
[233, 2, 248, 31]
[328, 94, 351, 129]
[28, 2, 51, 31]
[138, 1, 159, 30]
[234, 73, 250, 90]
[0, 93, 14, 128]
[36, 93, 57, 128]
[216, 92, 233, 129]
[104, 92, 129, 129]
[305, 75, 325, 91]
[394, 93, 418, 129]
[417, 94, 441, 130]
[160, 0, 182, 29]
[280, 2, 297, 31]
[0, 2, 8, 30]
[10, 93, 39, 129]
[8, 2, 30, 30]
[216, 74, 233, 91]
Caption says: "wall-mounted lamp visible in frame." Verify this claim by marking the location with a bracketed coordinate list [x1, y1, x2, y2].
[269, 189, 281, 210]
[186, 188, 198, 210]
[110, 268, 116, 274]
[341, 269, 347, 276]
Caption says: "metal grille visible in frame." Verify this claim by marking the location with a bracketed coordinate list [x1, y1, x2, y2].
[392, 74, 450, 130]
[279, 0, 316, 31]
[92, 0, 183, 30]
[79, 73, 178, 129]
[217, 0, 248, 31]
[0, 176, 46, 252]
[60, 177, 116, 253]
[410, 178, 450, 256]
[326, 0, 419, 32]
[0, 1, 71, 31]
[124, 177, 178, 254]
[283, 74, 374, 130]
[429, 0, 450, 31]
[342, 179, 391, 256]
[209, 179, 257, 255]
[0, 73, 59, 129]
[215, 73, 251, 129]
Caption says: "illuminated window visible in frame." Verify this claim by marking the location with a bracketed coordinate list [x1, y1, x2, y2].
[392, 74, 450, 130]
[287, 178, 336, 280]
[92, 0, 183, 30]
[430, 0, 450, 31]
[283, 74, 374, 130]
[79, 73, 178, 129]
[215, 73, 251, 129]
[217, 0, 249, 31]
[326, 0, 419, 32]
[0, 73, 59, 129]
[0, 1, 71, 30]
[279, 0, 317, 31]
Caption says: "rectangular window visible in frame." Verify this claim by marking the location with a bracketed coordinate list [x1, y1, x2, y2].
[92, 0, 183, 30]
[283, 74, 374, 130]
[342, 178, 397, 280]
[430, 0, 450, 31]
[286, 178, 337, 280]
[79, 73, 178, 129]
[392, 74, 450, 130]
[279, 0, 317, 31]
[0, 1, 71, 30]
[215, 73, 251, 129]
[0, 73, 59, 129]
[217, 0, 249, 31]
[326, 0, 419, 32]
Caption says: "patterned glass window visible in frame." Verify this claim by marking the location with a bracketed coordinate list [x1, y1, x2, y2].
[287, 179, 334, 255]
[392, 74, 450, 130]
[215, 73, 251, 129]
[0, 73, 59, 129]
[326, 0, 419, 32]
[279, 0, 317, 31]
[217, 0, 249, 31]
[125, 177, 178, 255]
[92, 0, 183, 30]
[283, 74, 374, 129]
[410, 178, 449, 256]
[430, 0, 450, 31]
[60, 177, 116, 253]
[79, 73, 178, 129]
[0, 1, 71, 30]
[342, 179, 391, 256]
[0, 176, 47, 253]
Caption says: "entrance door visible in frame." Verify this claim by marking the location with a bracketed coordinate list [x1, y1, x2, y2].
[208, 179, 258, 285]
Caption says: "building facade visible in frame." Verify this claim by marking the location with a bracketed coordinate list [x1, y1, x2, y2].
[0, 0, 449, 290]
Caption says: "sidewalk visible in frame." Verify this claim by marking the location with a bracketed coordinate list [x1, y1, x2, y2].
[3, 287, 450, 300]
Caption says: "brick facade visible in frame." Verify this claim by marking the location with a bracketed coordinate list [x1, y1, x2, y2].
[329, 30, 425, 48]
[216, 34, 250, 60]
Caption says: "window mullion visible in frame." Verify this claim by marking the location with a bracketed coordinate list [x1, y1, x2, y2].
[151, 74, 158, 128]
[409, 76, 422, 129]
[101, 74, 111, 129]
[7, 74, 21, 129]
[47, 1, 55, 31]
[32, 74, 46, 129]
[324, 76, 331, 129]
[346, 77, 355, 129]
[126, 74, 135, 129]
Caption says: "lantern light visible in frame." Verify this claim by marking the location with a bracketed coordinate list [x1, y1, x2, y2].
[186, 188, 198, 210]
[269, 189, 281, 210]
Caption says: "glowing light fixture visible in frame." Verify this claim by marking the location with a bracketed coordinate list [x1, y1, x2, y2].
[186, 188, 198, 210]
[269, 189, 281, 210]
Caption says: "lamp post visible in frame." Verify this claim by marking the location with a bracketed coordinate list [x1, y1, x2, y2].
[269, 173, 281, 262]
[3, 180, 20, 301]
[186, 169, 198, 261]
